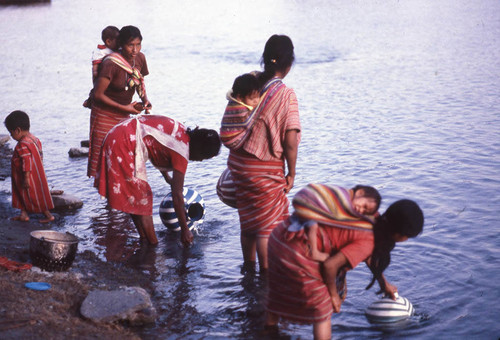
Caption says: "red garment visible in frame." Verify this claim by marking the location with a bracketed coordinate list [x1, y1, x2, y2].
[227, 151, 289, 237]
[11, 133, 54, 213]
[267, 219, 374, 324]
[94, 115, 189, 216]
[242, 79, 301, 161]
[87, 52, 149, 177]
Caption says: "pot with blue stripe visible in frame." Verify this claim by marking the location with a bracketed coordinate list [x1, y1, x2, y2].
[159, 187, 205, 231]
[365, 294, 414, 323]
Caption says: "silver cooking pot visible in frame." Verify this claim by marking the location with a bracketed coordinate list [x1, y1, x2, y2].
[29, 230, 79, 272]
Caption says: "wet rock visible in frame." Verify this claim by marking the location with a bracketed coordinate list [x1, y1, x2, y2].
[80, 287, 157, 325]
[51, 192, 83, 210]
[0, 134, 9, 146]
[80, 140, 89, 148]
[68, 147, 89, 158]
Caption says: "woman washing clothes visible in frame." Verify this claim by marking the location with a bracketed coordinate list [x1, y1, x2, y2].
[87, 25, 151, 177]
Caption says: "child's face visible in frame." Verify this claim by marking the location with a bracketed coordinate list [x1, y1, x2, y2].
[8, 128, 23, 141]
[352, 189, 378, 215]
[243, 90, 260, 107]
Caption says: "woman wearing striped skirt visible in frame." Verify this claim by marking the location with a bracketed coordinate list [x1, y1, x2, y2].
[265, 184, 424, 339]
[226, 35, 301, 271]
[87, 25, 151, 177]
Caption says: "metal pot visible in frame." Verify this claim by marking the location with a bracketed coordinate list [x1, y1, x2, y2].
[29, 230, 79, 272]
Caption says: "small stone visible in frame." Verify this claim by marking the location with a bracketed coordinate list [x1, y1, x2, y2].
[80, 287, 157, 325]
[51, 193, 83, 210]
[68, 147, 89, 158]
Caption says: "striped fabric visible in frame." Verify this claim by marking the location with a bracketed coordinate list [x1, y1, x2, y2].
[242, 78, 300, 161]
[267, 221, 348, 324]
[87, 105, 127, 177]
[227, 151, 289, 237]
[11, 134, 54, 213]
[292, 183, 375, 231]
[220, 78, 284, 150]
[105, 52, 146, 98]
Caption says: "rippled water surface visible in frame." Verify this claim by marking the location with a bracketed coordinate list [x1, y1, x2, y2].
[1, 0, 499, 338]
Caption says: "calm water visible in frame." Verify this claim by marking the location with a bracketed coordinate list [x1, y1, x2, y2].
[1, 0, 499, 339]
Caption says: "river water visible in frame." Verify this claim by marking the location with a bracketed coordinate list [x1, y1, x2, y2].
[1, 0, 499, 339]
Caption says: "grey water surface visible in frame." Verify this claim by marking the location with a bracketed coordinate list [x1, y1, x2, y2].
[1, 0, 499, 339]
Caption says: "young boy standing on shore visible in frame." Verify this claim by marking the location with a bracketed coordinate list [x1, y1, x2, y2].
[4, 110, 54, 223]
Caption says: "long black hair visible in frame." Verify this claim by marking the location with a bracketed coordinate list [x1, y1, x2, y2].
[119, 25, 142, 47]
[366, 199, 424, 290]
[187, 127, 221, 161]
[258, 34, 295, 87]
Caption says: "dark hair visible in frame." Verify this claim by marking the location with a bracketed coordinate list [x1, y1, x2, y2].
[4, 110, 30, 131]
[187, 128, 221, 161]
[352, 185, 382, 212]
[102, 25, 119, 42]
[258, 34, 295, 86]
[119, 25, 143, 47]
[232, 73, 260, 99]
[366, 199, 424, 291]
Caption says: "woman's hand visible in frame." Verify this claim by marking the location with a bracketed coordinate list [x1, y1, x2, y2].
[128, 102, 144, 115]
[284, 174, 294, 193]
[142, 99, 152, 114]
[383, 281, 399, 300]
[181, 228, 194, 247]
[331, 292, 342, 313]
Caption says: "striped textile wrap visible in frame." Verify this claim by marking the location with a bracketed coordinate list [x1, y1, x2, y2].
[267, 221, 348, 324]
[227, 150, 289, 237]
[87, 105, 127, 177]
[11, 134, 54, 213]
[220, 78, 284, 150]
[105, 52, 146, 99]
[292, 183, 375, 231]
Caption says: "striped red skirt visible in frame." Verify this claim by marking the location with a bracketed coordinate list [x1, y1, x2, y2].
[267, 221, 347, 324]
[227, 151, 289, 237]
[87, 106, 128, 177]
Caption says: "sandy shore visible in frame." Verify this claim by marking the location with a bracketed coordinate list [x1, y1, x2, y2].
[0, 141, 147, 339]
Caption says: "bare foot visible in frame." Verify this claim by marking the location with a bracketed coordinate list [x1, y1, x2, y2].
[39, 216, 55, 224]
[11, 215, 29, 222]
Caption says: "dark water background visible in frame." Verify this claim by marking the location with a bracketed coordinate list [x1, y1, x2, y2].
[1, 0, 499, 338]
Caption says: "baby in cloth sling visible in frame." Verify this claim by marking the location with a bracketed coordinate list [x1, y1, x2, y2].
[220, 73, 283, 150]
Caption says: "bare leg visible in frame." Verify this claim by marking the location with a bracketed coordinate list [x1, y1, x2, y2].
[241, 233, 256, 263]
[256, 236, 269, 270]
[313, 319, 332, 340]
[130, 214, 158, 245]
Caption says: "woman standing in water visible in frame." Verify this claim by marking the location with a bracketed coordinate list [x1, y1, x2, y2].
[87, 25, 151, 177]
[265, 183, 424, 339]
[226, 35, 301, 271]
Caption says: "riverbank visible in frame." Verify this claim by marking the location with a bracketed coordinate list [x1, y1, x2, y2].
[0, 141, 149, 339]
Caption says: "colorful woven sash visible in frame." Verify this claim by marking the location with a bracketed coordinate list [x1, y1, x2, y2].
[291, 184, 375, 231]
[220, 78, 284, 150]
[105, 52, 146, 98]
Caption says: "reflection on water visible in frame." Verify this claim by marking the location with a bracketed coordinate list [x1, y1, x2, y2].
[1, 0, 500, 338]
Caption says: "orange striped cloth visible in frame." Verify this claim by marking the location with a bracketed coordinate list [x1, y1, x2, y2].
[227, 151, 289, 237]
[242, 78, 300, 161]
[291, 183, 375, 231]
[87, 106, 127, 177]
